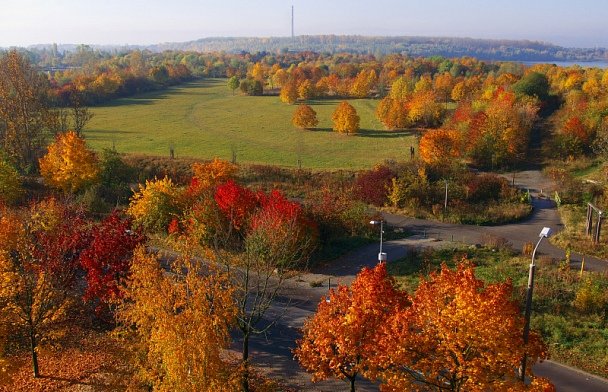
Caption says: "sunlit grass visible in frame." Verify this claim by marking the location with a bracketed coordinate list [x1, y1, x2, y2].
[86, 79, 418, 170]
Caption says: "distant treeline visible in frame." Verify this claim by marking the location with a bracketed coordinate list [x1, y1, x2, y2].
[18, 36, 596, 62]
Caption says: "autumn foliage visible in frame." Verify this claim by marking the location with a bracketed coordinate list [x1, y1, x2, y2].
[117, 247, 238, 391]
[295, 261, 553, 392]
[378, 261, 550, 391]
[331, 101, 360, 134]
[79, 211, 147, 315]
[39, 131, 100, 193]
[294, 263, 408, 392]
[292, 103, 319, 129]
[419, 129, 463, 164]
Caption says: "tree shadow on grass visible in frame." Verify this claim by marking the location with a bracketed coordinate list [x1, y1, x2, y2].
[355, 129, 417, 139]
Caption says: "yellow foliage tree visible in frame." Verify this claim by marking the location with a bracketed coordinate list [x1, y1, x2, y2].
[292, 103, 319, 129]
[331, 101, 360, 135]
[39, 131, 99, 193]
[191, 157, 238, 190]
[117, 246, 238, 391]
[280, 81, 299, 104]
[127, 176, 186, 233]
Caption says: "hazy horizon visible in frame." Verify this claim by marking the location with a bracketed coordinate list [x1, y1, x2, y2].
[1, 0, 607, 49]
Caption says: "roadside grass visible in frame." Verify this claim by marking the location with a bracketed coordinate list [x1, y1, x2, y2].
[551, 204, 608, 260]
[387, 246, 608, 379]
[86, 79, 417, 171]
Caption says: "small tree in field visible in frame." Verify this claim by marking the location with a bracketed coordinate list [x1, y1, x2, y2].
[227, 76, 240, 95]
[292, 103, 319, 129]
[331, 101, 360, 134]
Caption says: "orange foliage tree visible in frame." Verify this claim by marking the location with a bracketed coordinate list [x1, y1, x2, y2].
[376, 97, 410, 129]
[39, 131, 100, 193]
[377, 261, 552, 392]
[294, 263, 408, 392]
[117, 246, 238, 391]
[419, 129, 463, 164]
[292, 103, 319, 129]
[331, 101, 360, 135]
[280, 81, 299, 104]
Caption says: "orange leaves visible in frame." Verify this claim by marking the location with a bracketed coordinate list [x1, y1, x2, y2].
[331, 101, 360, 134]
[378, 262, 550, 391]
[294, 263, 408, 389]
[296, 261, 553, 391]
[118, 247, 237, 391]
[191, 157, 238, 192]
[292, 103, 319, 129]
[39, 131, 100, 193]
[419, 129, 463, 164]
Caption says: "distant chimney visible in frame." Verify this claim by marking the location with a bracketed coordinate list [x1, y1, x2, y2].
[291, 6, 294, 37]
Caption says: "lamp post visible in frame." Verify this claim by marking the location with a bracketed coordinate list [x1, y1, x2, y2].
[444, 180, 449, 211]
[519, 227, 552, 382]
[370, 220, 386, 262]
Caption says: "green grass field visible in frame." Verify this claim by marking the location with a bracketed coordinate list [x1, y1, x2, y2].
[86, 79, 418, 170]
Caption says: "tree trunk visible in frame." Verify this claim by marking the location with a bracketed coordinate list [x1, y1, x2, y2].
[242, 332, 250, 392]
[348, 374, 356, 392]
[30, 329, 39, 378]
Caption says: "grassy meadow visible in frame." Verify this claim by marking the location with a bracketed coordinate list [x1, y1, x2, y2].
[86, 79, 418, 170]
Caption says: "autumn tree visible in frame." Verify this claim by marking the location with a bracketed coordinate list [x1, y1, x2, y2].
[419, 129, 463, 164]
[408, 90, 444, 128]
[0, 200, 91, 378]
[298, 79, 316, 100]
[377, 261, 552, 392]
[233, 189, 317, 391]
[117, 246, 238, 391]
[39, 130, 100, 193]
[292, 103, 319, 129]
[332, 101, 360, 135]
[376, 97, 409, 129]
[127, 176, 186, 233]
[189, 183, 318, 391]
[79, 211, 147, 317]
[280, 80, 299, 104]
[294, 263, 408, 392]
[0, 50, 55, 172]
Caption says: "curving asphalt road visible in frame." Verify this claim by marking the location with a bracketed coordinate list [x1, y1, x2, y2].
[237, 170, 608, 391]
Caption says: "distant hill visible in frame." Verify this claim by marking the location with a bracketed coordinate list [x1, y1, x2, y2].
[25, 35, 608, 62]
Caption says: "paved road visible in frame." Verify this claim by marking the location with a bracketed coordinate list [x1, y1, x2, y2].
[240, 170, 608, 391]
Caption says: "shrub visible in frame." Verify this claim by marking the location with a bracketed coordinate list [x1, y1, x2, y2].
[467, 173, 509, 202]
[479, 233, 513, 252]
[352, 164, 395, 206]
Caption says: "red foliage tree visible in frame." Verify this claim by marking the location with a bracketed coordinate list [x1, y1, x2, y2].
[352, 164, 395, 206]
[79, 211, 147, 316]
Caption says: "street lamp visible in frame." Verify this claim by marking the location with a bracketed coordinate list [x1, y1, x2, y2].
[370, 220, 387, 262]
[444, 180, 449, 211]
[519, 227, 552, 382]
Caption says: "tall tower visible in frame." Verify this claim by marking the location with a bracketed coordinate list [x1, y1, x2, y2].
[291, 6, 294, 37]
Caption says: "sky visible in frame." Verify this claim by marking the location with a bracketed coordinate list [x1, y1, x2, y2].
[1, 0, 607, 49]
